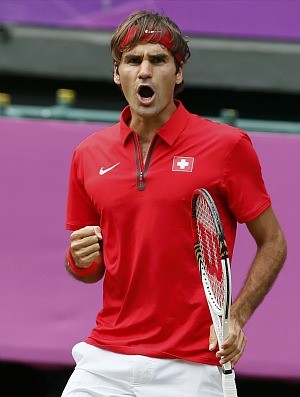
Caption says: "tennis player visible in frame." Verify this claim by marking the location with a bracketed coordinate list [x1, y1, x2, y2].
[62, 10, 287, 397]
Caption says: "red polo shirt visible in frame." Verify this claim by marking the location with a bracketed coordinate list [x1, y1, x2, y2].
[66, 100, 270, 364]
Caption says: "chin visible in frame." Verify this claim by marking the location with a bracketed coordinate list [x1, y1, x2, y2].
[134, 105, 158, 118]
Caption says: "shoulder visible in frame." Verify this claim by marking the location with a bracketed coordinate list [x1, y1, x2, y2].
[74, 123, 120, 155]
[187, 113, 250, 147]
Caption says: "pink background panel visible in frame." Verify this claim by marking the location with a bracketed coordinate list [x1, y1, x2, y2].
[0, 117, 299, 380]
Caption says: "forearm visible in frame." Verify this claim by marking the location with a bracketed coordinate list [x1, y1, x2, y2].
[232, 227, 286, 327]
[216, 208, 286, 367]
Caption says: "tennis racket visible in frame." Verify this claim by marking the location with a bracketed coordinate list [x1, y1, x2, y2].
[191, 188, 238, 397]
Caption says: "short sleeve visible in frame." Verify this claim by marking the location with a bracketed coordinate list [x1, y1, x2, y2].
[66, 149, 100, 230]
[222, 133, 271, 224]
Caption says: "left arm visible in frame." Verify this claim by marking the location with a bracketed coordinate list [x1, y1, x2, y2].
[213, 206, 287, 366]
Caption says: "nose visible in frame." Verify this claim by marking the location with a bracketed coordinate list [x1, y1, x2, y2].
[138, 60, 153, 79]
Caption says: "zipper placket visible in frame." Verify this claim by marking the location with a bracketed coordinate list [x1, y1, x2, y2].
[132, 132, 158, 191]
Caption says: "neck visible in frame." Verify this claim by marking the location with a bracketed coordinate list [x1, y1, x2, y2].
[129, 101, 177, 140]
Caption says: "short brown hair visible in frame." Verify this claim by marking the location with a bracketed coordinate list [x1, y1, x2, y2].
[110, 10, 191, 95]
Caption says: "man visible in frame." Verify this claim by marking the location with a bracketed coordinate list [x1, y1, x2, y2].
[62, 10, 287, 397]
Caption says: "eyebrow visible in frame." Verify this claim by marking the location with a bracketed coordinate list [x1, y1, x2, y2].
[123, 53, 169, 62]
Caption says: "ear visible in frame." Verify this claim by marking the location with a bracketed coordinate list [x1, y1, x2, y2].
[113, 62, 121, 85]
[114, 73, 121, 85]
[175, 64, 184, 85]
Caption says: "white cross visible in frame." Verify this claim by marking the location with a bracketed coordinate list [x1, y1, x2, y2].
[177, 158, 190, 169]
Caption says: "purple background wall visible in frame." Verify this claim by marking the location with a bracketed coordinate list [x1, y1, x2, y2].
[0, 0, 300, 41]
[0, 117, 299, 379]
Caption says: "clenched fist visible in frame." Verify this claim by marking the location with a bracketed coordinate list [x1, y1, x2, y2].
[70, 226, 102, 269]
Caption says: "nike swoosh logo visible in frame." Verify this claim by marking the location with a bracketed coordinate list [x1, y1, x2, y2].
[99, 162, 120, 175]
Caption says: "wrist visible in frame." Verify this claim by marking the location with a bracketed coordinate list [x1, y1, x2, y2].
[66, 247, 96, 277]
[231, 302, 249, 329]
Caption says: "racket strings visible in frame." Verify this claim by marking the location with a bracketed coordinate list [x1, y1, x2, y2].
[195, 196, 225, 308]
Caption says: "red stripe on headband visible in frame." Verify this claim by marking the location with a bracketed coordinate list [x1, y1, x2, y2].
[120, 25, 182, 62]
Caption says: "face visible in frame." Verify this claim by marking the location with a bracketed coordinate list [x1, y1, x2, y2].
[114, 42, 183, 122]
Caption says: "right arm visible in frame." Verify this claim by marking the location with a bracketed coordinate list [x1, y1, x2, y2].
[65, 226, 105, 283]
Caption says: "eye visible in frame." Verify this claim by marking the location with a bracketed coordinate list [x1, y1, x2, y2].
[152, 56, 166, 64]
[126, 56, 141, 65]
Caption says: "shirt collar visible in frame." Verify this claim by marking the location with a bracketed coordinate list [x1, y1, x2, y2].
[120, 100, 190, 146]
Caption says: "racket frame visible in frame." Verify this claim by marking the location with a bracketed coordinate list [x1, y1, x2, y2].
[192, 188, 238, 396]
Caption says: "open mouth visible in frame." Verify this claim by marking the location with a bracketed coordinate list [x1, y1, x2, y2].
[138, 85, 155, 102]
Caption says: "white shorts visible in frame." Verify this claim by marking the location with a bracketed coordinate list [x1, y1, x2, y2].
[61, 342, 223, 397]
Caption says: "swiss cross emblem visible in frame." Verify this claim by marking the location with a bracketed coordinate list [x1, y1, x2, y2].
[172, 156, 194, 172]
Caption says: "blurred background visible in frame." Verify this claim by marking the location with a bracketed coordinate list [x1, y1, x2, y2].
[1, 1, 299, 396]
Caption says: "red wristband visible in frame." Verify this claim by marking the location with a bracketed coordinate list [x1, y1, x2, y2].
[66, 247, 96, 277]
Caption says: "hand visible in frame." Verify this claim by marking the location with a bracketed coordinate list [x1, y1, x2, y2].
[209, 320, 247, 367]
[70, 226, 102, 269]
[216, 319, 247, 367]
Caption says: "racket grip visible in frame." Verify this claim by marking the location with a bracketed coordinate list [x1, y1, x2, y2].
[222, 371, 238, 397]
